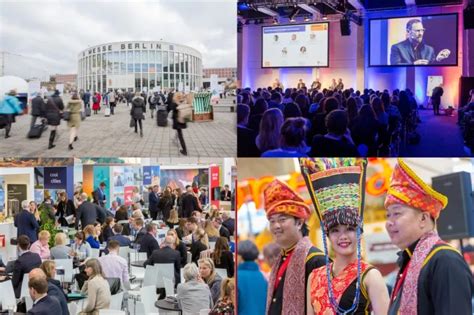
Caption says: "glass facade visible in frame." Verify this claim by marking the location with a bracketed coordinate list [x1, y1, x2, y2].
[78, 42, 202, 93]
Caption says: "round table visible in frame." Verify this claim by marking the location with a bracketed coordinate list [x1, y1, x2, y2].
[130, 260, 146, 267]
[155, 299, 182, 314]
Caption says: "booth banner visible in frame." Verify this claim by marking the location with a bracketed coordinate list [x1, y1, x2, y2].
[124, 186, 135, 206]
[210, 166, 220, 208]
[44, 167, 67, 190]
[93, 166, 111, 209]
[160, 168, 209, 191]
[0, 176, 4, 211]
[34, 189, 44, 205]
[143, 166, 160, 186]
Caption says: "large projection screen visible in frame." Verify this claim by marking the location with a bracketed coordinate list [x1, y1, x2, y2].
[262, 23, 329, 68]
[369, 13, 458, 67]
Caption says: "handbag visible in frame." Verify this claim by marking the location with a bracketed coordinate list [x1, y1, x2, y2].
[130, 117, 136, 128]
[63, 111, 71, 121]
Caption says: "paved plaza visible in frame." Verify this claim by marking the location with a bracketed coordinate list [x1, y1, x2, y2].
[0, 97, 236, 157]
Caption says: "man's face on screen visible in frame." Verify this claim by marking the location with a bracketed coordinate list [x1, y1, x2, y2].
[408, 22, 425, 43]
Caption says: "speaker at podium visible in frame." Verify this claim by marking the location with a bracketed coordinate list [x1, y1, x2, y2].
[432, 172, 474, 240]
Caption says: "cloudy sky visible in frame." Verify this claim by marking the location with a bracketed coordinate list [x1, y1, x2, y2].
[0, 0, 236, 78]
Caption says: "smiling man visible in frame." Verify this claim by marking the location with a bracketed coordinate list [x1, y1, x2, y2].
[263, 179, 326, 315]
[385, 159, 473, 315]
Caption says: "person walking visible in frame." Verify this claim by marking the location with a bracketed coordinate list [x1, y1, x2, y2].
[0, 89, 23, 138]
[148, 92, 159, 119]
[30, 93, 46, 129]
[82, 90, 91, 110]
[131, 92, 146, 137]
[44, 90, 64, 149]
[66, 92, 82, 150]
[108, 90, 116, 115]
[169, 92, 188, 155]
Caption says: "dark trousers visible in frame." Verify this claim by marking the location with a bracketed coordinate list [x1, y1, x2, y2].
[134, 119, 143, 132]
[110, 102, 115, 115]
[433, 99, 440, 115]
[177, 129, 187, 153]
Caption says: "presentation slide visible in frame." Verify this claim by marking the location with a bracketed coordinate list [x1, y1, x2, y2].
[262, 23, 329, 68]
[369, 14, 458, 66]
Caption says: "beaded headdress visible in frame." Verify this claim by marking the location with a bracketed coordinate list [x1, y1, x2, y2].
[300, 158, 368, 315]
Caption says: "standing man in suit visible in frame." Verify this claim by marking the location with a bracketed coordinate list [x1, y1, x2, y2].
[76, 193, 103, 229]
[93, 182, 107, 208]
[390, 19, 451, 65]
[144, 235, 181, 288]
[148, 185, 161, 220]
[220, 185, 231, 202]
[138, 223, 159, 258]
[12, 235, 42, 298]
[27, 275, 62, 315]
[431, 84, 444, 115]
[181, 185, 201, 218]
[14, 200, 40, 243]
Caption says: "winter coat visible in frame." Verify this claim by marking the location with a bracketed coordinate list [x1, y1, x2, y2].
[0, 95, 23, 115]
[67, 99, 82, 128]
[31, 96, 46, 117]
[131, 97, 146, 120]
[45, 96, 64, 126]
[168, 101, 187, 130]
[83, 92, 91, 106]
[92, 94, 101, 111]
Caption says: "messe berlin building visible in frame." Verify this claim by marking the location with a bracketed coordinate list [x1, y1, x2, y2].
[77, 41, 203, 93]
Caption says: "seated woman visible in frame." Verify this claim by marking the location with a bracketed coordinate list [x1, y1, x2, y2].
[212, 237, 234, 278]
[177, 263, 213, 314]
[39, 260, 69, 315]
[204, 220, 220, 242]
[71, 231, 92, 259]
[191, 228, 209, 263]
[167, 229, 187, 267]
[83, 224, 100, 249]
[198, 257, 222, 304]
[80, 258, 111, 315]
[50, 232, 71, 259]
[261, 117, 310, 157]
[30, 230, 51, 260]
[210, 278, 235, 315]
[100, 217, 114, 243]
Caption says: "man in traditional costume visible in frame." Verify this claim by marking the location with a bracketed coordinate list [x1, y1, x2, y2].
[385, 159, 473, 314]
[264, 179, 326, 315]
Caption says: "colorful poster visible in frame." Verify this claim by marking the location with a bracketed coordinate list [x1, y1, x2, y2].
[34, 189, 44, 205]
[82, 165, 94, 196]
[124, 186, 135, 206]
[112, 166, 125, 206]
[44, 167, 67, 190]
[210, 166, 220, 208]
[123, 167, 135, 186]
[93, 166, 111, 209]
[143, 166, 160, 186]
[160, 168, 209, 191]
[74, 164, 83, 192]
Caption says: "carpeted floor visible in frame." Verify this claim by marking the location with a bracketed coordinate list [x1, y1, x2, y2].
[400, 109, 471, 157]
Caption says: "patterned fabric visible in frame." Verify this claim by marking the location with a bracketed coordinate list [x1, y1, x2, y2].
[310, 261, 371, 314]
[300, 158, 367, 232]
[399, 231, 441, 315]
[384, 159, 448, 219]
[266, 237, 313, 315]
[263, 179, 311, 219]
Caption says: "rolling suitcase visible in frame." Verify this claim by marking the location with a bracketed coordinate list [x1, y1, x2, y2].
[105, 106, 111, 117]
[27, 124, 44, 139]
[157, 105, 168, 127]
[85, 107, 91, 117]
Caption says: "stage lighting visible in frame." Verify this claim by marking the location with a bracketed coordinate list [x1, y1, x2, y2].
[322, 15, 328, 20]
[289, 7, 300, 23]
[272, 18, 278, 25]
[304, 16, 310, 22]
